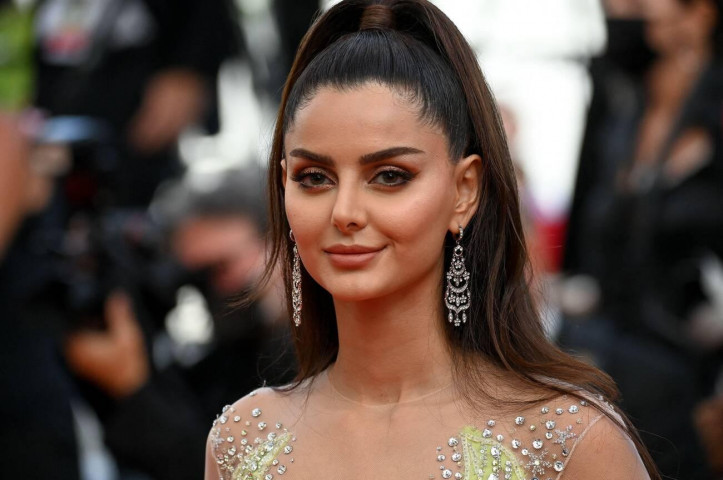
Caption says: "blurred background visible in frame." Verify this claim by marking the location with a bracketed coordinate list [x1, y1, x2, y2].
[0, 0, 722, 478]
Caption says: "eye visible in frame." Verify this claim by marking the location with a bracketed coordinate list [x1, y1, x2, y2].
[371, 168, 413, 187]
[291, 169, 334, 189]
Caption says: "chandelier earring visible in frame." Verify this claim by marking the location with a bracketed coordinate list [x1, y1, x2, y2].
[444, 225, 471, 327]
[290, 230, 302, 327]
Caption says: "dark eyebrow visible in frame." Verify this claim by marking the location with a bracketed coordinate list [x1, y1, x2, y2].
[288, 146, 424, 166]
[288, 148, 333, 165]
[359, 146, 424, 165]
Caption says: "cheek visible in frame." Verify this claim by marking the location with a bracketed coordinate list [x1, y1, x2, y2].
[285, 189, 328, 244]
[374, 178, 455, 254]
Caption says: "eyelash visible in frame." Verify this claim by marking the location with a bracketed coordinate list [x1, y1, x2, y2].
[291, 167, 415, 189]
[290, 168, 331, 189]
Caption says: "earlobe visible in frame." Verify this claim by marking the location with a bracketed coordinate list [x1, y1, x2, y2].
[451, 154, 482, 229]
[280, 158, 287, 189]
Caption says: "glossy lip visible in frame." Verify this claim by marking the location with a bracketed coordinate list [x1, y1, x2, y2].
[323, 244, 385, 268]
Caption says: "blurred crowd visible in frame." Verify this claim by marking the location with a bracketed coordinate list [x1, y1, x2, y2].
[0, 0, 722, 479]
[560, 1, 723, 478]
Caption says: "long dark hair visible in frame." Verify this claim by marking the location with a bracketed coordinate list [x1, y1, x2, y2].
[257, 1, 658, 476]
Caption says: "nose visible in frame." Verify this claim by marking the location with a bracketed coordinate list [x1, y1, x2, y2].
[331, 181, 367, 233]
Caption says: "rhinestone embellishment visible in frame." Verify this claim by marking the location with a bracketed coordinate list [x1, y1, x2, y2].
[212, 392, 606, 480]
[424, 395, 602, 480]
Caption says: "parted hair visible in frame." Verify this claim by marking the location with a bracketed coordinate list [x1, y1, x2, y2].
[256, 1, 659, 477]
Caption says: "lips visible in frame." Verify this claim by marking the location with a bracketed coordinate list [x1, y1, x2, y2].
[323, 244, 385, 268]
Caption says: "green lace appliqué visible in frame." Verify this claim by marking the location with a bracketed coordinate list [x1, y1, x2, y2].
[460, 426, 527, 480]
[232, 431, 291, 480]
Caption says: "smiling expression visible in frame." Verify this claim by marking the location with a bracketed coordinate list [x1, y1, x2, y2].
[283, 83, 472, 304]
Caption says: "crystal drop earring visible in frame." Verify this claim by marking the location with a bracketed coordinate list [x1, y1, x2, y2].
[444, 225, 471, 327]
[290, 230, 302, 327]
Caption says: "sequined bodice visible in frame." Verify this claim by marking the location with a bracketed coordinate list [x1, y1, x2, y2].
[208, 389, 611, 480]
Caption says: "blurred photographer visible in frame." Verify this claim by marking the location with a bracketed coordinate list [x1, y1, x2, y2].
[2, 1, 240, 478]
[33, 0, 239, 206]
[63, 168, 294, 479]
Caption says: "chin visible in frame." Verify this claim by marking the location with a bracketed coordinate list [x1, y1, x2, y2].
[318, 276, 393, 303]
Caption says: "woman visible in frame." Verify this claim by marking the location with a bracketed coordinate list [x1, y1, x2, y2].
[206, 1, 658, 478]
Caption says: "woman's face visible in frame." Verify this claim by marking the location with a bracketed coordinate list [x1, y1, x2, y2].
[643, 0, 716, 55]
[282, 84, 478, 304]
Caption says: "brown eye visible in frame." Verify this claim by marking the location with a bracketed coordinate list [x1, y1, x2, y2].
[292, 169, 334, 189]
[305, 173, 329, 186]
[371, 169, 413, 186]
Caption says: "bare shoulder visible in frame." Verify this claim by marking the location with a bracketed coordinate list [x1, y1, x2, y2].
[495, 387, 652, 480]
[210, 385, 305, 439]
[228, 386, 298, 418]
[205, 386, 307, 480]
[559, 402, 650, 479]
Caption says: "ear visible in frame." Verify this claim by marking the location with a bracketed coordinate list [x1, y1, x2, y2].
[280, 158, 288, 189]
[449, 153, 482, 233]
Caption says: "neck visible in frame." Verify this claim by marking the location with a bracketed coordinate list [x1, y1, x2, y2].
[328, 273, 454, 406]
[663, 45, 711, 76]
